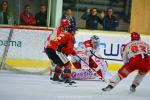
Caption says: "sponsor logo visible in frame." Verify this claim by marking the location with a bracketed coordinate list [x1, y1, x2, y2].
[71, 69, 96, 80]
[0, 40, 22, 47]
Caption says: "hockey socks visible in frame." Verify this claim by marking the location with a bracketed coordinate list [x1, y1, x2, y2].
[64, 68, 76, 85]
[52, 65, 63, 82]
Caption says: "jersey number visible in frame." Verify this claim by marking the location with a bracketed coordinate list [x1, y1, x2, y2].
[130, 45, 146, 53]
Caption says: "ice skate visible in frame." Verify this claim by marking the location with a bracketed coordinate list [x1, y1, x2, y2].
[51, 75, 64, 84]
[64, 78, 77, 87]
[130, 84, 136, 93]
[102, 85, 114, 92]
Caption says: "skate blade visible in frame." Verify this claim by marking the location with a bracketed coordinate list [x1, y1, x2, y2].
[128, 90, 135, 94]
[65, 83, 77, 87]
[99, 90, 112, 95]
[51, 81, 64, 84]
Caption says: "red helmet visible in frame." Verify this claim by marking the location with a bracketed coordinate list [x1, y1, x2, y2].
[60, 19, 70, 27]
[131, 32, 140, 41]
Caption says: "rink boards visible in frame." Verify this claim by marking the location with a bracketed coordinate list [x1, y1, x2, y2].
[0, 28, 150, 72]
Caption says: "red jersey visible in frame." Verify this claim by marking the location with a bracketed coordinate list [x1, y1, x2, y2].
[45, 27, 64, 50]
[60, 33, 76, 55]
[46, 31, 76, 55]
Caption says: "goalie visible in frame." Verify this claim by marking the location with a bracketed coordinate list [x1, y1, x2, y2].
[71, 35, 110, 81]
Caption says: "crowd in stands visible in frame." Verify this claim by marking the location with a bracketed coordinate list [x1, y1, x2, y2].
[81, 7, 119, 31]
[20, 4, 47, 26]
[64, 7, 119, 31]
[0, 0, 47, 26]
[0, 0, 119, 31]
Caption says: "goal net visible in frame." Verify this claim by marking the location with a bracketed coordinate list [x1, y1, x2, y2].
[0, 27, 52, 75]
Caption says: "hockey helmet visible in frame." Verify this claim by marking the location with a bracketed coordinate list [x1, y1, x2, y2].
[131, 32, 140, 41]
[90, 35, 100, 42]
[90, 35, 100, 47]
[60, 19, 70, 28]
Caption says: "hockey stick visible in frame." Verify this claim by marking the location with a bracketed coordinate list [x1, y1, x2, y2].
[90, 50, 123, 61]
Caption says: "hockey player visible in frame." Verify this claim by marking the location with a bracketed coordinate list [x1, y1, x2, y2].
[45, 19, 76, 84]
[71, 42, 86, 69]
[72, 35, 109, 81]
[102, 32, 150, 92]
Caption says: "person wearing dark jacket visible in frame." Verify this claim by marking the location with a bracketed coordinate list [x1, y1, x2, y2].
[35, 4, 47, 26]
[62, 7, 76, 33]
[81, 8, 103, 30]
[103, 8, 119, 31]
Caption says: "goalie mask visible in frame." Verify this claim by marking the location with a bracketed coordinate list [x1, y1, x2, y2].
[90, 35, 100, 48]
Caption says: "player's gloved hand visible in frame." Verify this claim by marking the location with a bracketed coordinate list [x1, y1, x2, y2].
[57, 44, 66, 52]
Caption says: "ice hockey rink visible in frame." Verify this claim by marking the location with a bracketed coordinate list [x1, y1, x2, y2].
[0, 71, 150, 100]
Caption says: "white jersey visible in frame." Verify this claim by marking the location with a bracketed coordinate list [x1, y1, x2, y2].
[122, 40, 150, 62]
[71, 41, 100, 69]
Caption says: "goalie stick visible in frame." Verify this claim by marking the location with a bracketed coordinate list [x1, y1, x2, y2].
[76, 55, 90, 67]
[90, 50, 123, 61]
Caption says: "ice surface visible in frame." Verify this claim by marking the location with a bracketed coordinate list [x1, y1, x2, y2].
[0, 70, 150, 100]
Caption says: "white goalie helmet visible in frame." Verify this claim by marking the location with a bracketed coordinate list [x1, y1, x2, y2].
[90, 35, 100, 47]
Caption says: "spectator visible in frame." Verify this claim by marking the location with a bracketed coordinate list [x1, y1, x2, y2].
[20, 4, 36, 25]
[103, 7, 119, 31]
[62, 7, 76, 33]
[98, 9, 105, 29]
[99, 9, 105, 20]
[0, 0, 14, 25]
[35, 4, 47, 26]
[81, 8, 103, 30]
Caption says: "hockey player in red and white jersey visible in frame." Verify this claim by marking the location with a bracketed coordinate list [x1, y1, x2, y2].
[102, 32, 150, 92]
[45, 19, 76, 84]
[72, 35, 110, 81]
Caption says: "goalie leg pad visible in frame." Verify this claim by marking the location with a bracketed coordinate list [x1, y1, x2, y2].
[89, 57, 105, 79]
[72, 62, 81, 69]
